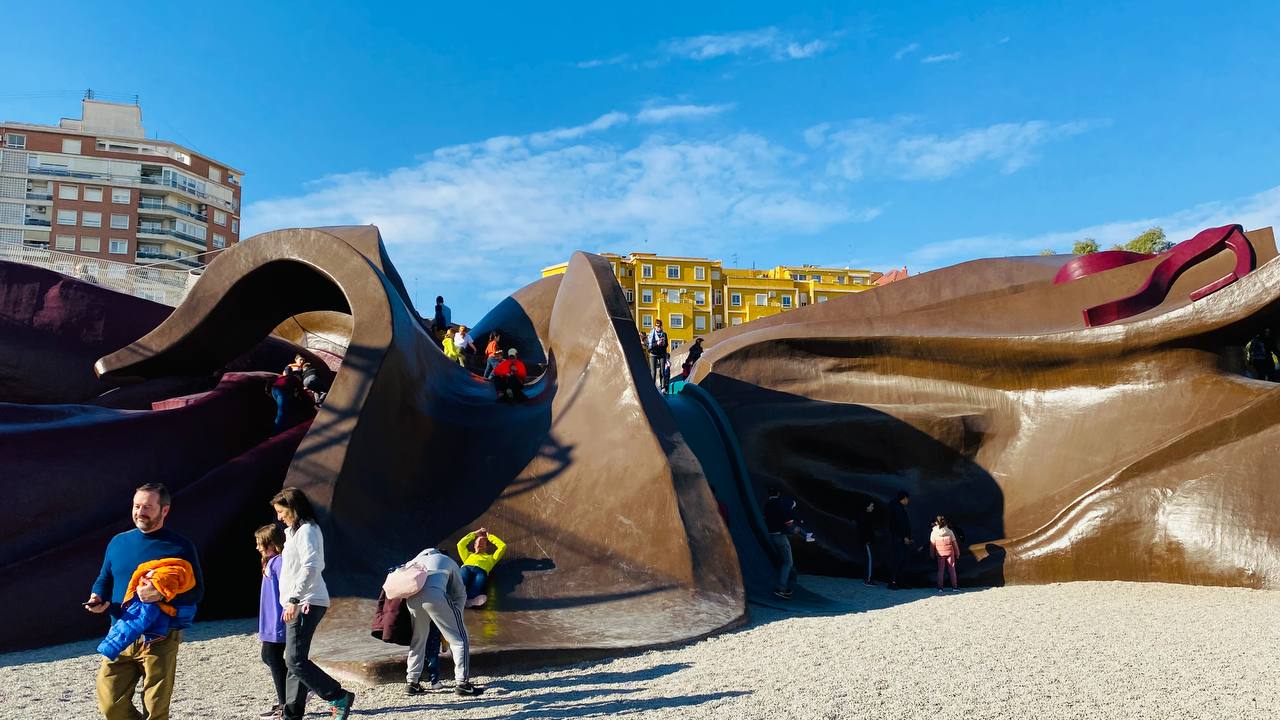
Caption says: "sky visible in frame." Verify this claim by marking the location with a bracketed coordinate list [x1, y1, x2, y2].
[4, 1, 1279, 322]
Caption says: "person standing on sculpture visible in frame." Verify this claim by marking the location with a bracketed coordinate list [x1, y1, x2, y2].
[482, 331, 503, 379]
[686, 336, 705, 367]
[431, 295, 452, 341]
[647, 319, 670, 390]
[887, 490, 914, 590]
[86, 482, 204, 720]
[271, 488, 356, 720]
[403, 547, 483, 697]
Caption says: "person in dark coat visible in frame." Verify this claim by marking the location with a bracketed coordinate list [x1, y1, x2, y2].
[763, 488, 815, 599]
[859, 501, 878, 586]
[887, 490, 913, 590]
[687, 337, 705, 366]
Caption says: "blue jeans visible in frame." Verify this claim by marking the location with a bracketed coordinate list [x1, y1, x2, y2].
[768, 533, 793, 591]
[459, 565, 488, 599]
[483, 356, 500, 379]
[271, 387, 292, 435]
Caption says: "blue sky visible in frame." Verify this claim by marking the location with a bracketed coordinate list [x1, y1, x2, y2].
[4, 1, 1279, 322]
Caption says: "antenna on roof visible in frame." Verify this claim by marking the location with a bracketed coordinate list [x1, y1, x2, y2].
[84, 88, 94, 100]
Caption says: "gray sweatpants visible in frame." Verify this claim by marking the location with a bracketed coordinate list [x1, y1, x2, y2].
[406, 587, 470, 684]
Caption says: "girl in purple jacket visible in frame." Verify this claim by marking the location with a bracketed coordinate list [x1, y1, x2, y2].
[256, 524, 287, 719]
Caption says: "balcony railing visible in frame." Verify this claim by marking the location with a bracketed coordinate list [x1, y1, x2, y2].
[136, 226, 207, 246]
[25, 192, 53, 201]
[139, 175, 208, 200]
[138, 201, 207, 223]
[23, 217, 51, 227]
[23, 164, 236, 211]
[135, 250, 203, 268]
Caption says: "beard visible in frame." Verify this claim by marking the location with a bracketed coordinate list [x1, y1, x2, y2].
[134, 515, 158, 531]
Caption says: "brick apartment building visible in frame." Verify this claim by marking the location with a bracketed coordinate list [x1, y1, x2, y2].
[0, 99, 243, 270]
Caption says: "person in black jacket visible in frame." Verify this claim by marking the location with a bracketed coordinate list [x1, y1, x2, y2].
[858, 501, 877, 586]
[887, 490, 913, 589]
[687, 337, 705, 366]
[763, 488, 815, 599]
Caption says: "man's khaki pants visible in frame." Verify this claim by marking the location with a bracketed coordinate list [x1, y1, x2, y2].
[95, 630, 181, 720]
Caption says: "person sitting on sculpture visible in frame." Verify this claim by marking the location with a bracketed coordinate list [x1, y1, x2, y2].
[456, 528, 507, 608]
[299, 360, 328, 406]
[491, 348, 527, 402]
[269, 370, 308, 435]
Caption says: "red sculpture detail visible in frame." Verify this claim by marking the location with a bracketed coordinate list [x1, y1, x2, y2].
[1054, 224, 1255, 327]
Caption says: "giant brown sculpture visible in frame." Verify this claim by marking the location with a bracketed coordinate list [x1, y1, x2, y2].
[2, 221, 1277, 668]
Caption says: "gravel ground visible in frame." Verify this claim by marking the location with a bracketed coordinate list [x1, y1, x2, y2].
[3, 577, 1276, 719]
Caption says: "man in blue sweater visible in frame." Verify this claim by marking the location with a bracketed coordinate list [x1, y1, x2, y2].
[84, 483, 203, 720]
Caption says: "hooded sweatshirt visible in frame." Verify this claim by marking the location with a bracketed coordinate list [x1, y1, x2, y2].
[930, 526, 960, 558]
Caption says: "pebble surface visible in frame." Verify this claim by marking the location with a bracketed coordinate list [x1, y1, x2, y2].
[3, 577, 1276, 719]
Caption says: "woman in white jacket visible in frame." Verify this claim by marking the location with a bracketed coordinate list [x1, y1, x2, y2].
[271, 488, 356, 720]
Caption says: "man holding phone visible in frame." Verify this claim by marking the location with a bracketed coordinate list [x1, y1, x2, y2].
[85, 483, 203, 720]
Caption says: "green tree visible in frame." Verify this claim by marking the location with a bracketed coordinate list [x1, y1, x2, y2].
[1072, 238, 1100, 255]
[1038, 248, 1056, 256]
[1123, 226, 1172, 254]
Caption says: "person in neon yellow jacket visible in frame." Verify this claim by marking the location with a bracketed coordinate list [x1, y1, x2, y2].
[456, 528, 506, 607]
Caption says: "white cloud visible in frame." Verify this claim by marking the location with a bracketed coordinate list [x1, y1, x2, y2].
[664, 27, 832, 62]
[810, 118, 1096, 181]
[576, 54, 629, 69]
[998, 36, 1011, 44]
[635, 103, 734, 124]
[893, 42, 920, 60]
[905, 185, 1280, 269]
[245, 114, 869, 322]
[921, 52, 963, 64]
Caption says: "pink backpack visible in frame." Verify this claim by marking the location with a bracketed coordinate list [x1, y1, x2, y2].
[382, 563, 428, 600]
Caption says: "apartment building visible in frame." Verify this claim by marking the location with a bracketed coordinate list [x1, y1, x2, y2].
[542, 253, 904, 348]
[0, 99, 243, 272]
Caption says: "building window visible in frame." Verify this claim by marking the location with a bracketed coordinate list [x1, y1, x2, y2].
[80, 236, 100, 252]
[731, 317, 743, 326]
[56, 210, 77, 226]
[82, 212, 102, 228]
[3, 133, 26, 149]
[818, 296, 828, 303]
[59, 184, 79, 200]
[813, 275, 822, 283]
[670, 314, 684, 329]
[730, 292, 742, 307]
[711, 269, 721, 280]
[212, 233, 226, 249]
[83, 187, 103, 202]
[666, 265, 680, 279]
[55, 235, 76, 250]
[112, 188, 130, 204]
[641, 289, 653, 304]
[755, 293, 768, 306]
[793, 273, 805, 281]
[227, 173, 239, 185]
[623, 289, 634, 303]
[641, 264, 653, 278]
[208, 167, 222, 182]
[174, 219, 205, 239]
[695, 315, 707, 331]
[61, 139, 83, 154]
[782, 296, 793, 308]
[213, 210, 227, 225]
[694, 290, 706, 306]
[108, 239, 128, 255]
[694, 266, 706, 281]
[666, 289, 681, 303]
[231, 219, 239, 234]
[641, 314, 653, 328]
[713, 290, 722, 305]
[110, 214, 129, 230]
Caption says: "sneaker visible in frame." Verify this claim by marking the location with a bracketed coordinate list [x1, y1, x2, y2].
[257, 706, 283, 719]
[428, 680, 447, 691]
[328, 690, 355, 720]
[406, 682, 426, 695]
[474, 593, 487, 606]
[863, 580, 876, 586]
[455, 681, 484, 696]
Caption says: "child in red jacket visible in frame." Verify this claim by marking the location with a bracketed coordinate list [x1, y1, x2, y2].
[929, 516, 960, 592]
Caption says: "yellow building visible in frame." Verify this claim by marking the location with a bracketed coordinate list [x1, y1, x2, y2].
[541, 253, 891, 349]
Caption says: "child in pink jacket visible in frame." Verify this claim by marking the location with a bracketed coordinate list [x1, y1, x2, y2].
[929, 516, 960, 591]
